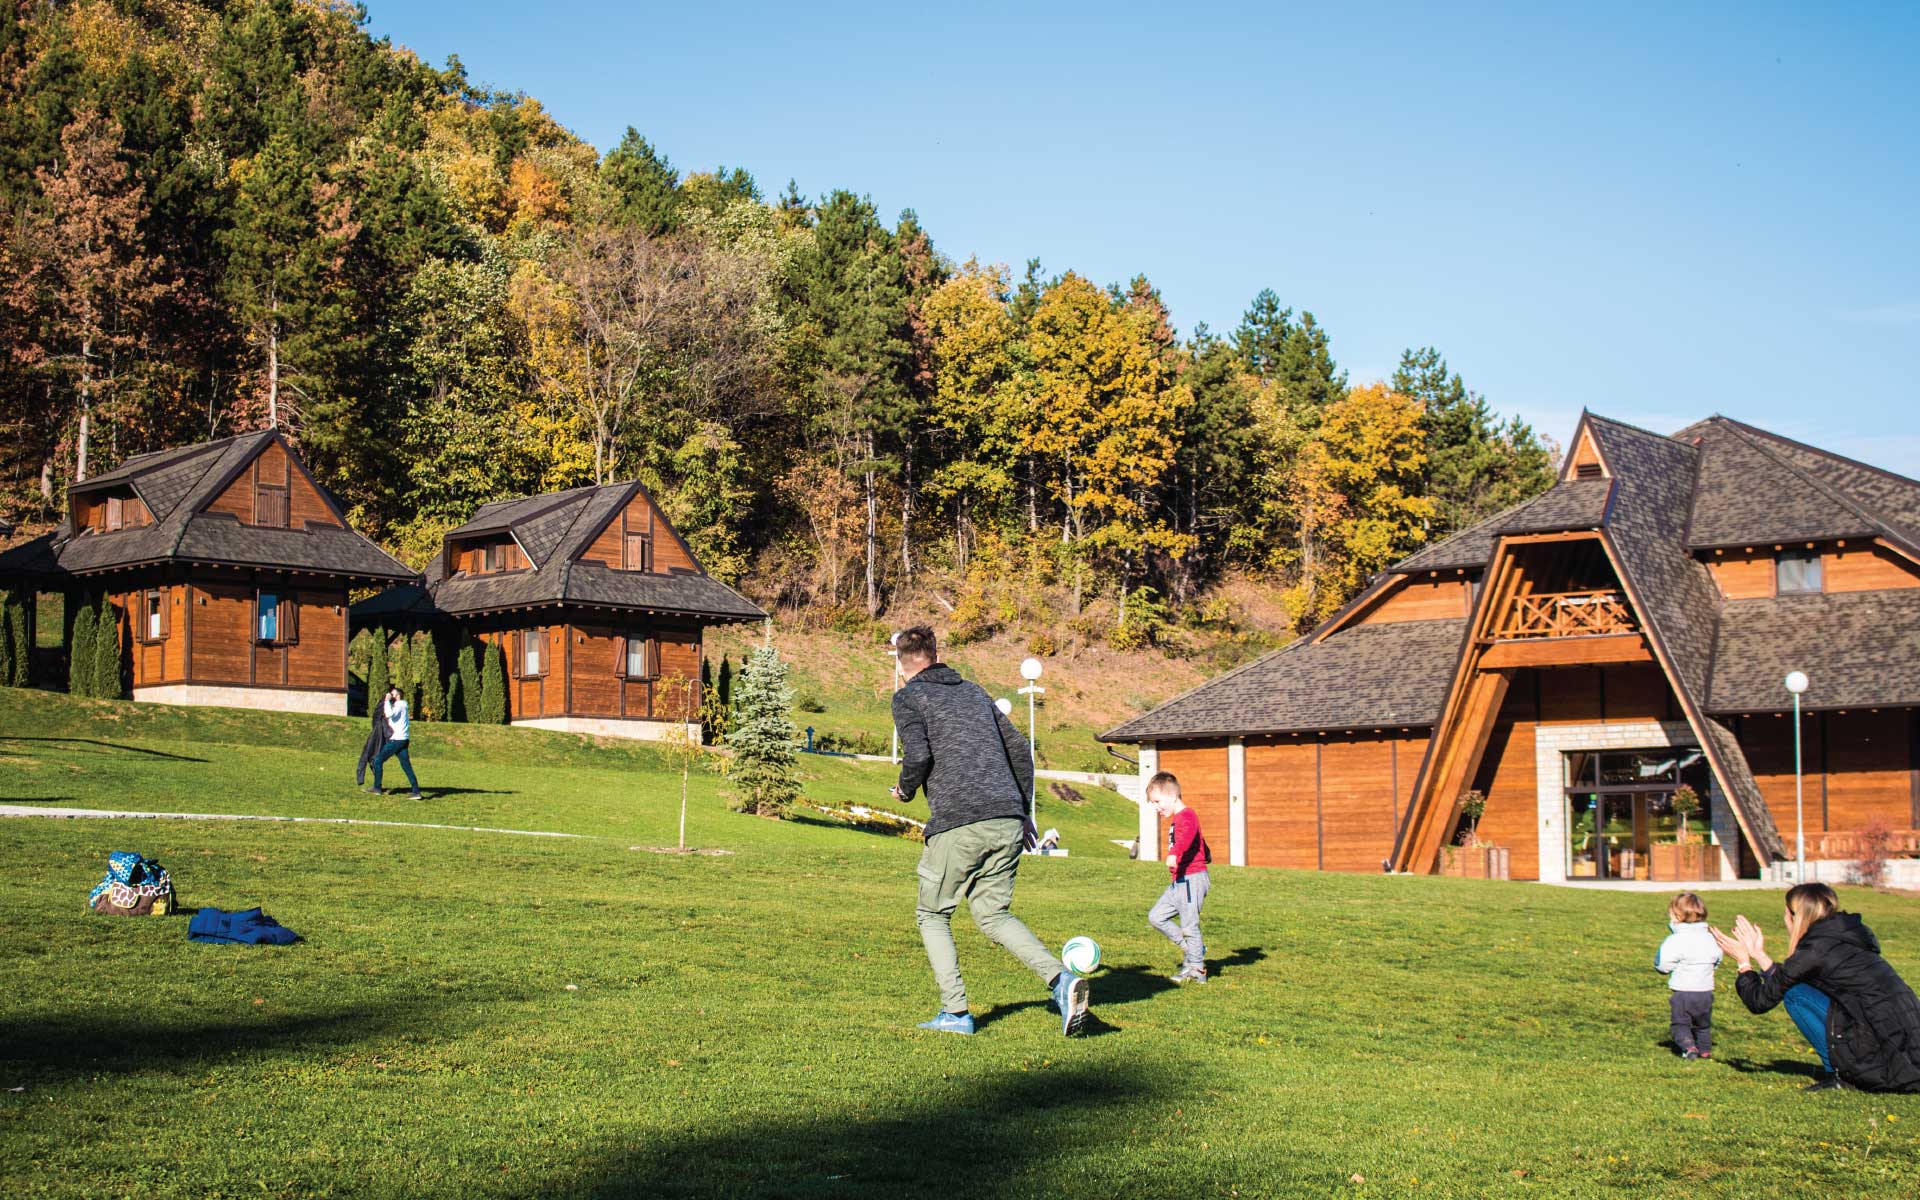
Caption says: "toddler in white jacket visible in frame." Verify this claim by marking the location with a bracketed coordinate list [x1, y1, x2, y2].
[1656, 891, 1723, 1059]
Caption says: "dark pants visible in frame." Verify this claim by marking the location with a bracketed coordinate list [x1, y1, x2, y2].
[373, 740, 419, 793]
[1670, 990, 1714, 1054]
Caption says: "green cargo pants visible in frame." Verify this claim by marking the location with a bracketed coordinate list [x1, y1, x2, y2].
[916, 816, 1063, 1014]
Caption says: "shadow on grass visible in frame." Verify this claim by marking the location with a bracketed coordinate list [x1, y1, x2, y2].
[787, 812, 917, 841]
[0, 736, 208, 762]
[975, 947, 1269, 1030]
[512, 1063, 1161, 1199]
[1718, 1056, 1825, 1080]
[0, 999, 457, 1077]
[413, 787, 515, 798]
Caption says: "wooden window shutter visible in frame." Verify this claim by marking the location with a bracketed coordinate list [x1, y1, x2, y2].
[510, 631, 524, 678]
[625, 533, 652, 572]
[281, 593, 299, 645]
[106, 497, 124, 530]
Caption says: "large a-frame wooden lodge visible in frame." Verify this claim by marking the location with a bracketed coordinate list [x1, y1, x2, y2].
[1105, 414, 1920, 884]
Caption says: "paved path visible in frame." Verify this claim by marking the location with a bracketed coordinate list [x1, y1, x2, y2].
[0, 804, 586, 840]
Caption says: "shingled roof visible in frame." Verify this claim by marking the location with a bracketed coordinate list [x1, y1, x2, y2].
[0, 432, 414, 584]
[1708, 590, 1920, 713]
[1391, 478, 1613, 573]
[353, 481, 766, 625]
[1102, 618, 1466, 742]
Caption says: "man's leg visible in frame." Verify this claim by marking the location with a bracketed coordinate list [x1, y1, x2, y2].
[393, 744, 420, 793]
[965, 819, 1065, 984]
[1782, 983, 1833, 1073]
[1175, 873, 1209, 974]
[915, 830, 972, 1015]
[1147, 882, 1185, 951]
[371, 741, 391, 790]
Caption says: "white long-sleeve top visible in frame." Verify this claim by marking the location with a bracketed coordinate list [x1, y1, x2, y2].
[384, 697, 410, 742]
[1655, 920, 1722, 991]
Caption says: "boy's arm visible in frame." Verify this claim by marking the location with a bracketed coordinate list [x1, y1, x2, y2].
[1170, 811, 1203, 874]
[892, 690, 932, 802]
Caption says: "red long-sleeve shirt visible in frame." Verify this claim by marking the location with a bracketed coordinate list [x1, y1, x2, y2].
[1166, 807, 1211, 881]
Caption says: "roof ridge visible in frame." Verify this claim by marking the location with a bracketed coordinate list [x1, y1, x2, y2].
[1716, 420, 1900, 549]
[1585, 411, 1694, 447]
[1726, 415, 1920, 491]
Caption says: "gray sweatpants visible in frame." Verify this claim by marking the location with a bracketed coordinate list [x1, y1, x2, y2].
[916, 817, 1063, 1014]
[1148, 870, 1210, 972]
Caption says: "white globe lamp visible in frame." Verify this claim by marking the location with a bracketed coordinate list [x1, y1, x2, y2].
[995, 697, 1013, 716]
[1020, 657, 1043, 681]
[1784, 671, 1808, 694]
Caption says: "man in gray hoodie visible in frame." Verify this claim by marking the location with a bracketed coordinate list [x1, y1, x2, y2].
[889, 625, 1090, 1036]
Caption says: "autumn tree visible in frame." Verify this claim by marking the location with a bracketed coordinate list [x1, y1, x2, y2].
[1394, 346, 1553, 534]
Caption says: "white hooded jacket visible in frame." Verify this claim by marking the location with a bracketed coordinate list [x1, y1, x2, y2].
[1655, 920, 1722, 992]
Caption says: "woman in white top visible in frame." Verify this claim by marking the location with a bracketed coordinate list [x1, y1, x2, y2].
[367, 686, 421, 797]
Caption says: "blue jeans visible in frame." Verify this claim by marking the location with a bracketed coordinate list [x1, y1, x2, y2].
[373, 741, 419, 793]
[1783, 983, 1832, 1072]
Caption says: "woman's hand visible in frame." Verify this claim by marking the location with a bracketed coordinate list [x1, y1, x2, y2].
[1709, 925, 1752, 970]
[1733, 914, 1767, 956]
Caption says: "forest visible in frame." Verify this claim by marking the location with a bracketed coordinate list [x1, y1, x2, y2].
[0, 0, 1555, 642]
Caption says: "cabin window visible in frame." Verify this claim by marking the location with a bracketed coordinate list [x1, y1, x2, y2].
[256, 590, 298, 645]
[255, 483, 289, 528]
[142, 590, 166, 642]
[518, 629, 545, 677]
[624, 533, 652, 572]
[620, 634, 655, 680]
[1777, 549, 1822, 594]
[483, 543, 506, 573]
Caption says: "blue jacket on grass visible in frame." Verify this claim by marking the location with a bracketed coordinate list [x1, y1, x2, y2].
[189, 907, 300, 945]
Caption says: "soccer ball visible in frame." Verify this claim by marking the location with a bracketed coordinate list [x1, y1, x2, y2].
[1061, 935, 1101, 975]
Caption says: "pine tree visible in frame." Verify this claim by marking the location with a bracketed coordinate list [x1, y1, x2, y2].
[0, 591, 13, 687]
[727, 640, 800, 818]
[418, 634, 446, 721]
[68, 595, 95, 697]
[10, 592, 29, 686]
[479, 639, 507, 724]
[455, 641, 480, 722]
[365, 627, 390, 712]
[94, 598, 122, 699]
[444, 672, 462, 727]
[599, 127, 680, 235]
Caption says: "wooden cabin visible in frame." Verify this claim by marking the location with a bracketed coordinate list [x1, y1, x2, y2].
[352, 481, 765, 740]
[1106, 414, 1920, 886]
[0, 431, 416, 713]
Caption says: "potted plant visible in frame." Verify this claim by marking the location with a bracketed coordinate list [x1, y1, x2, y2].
[1651, 785, 1714, 879]
[1441, 791, 1509, 879]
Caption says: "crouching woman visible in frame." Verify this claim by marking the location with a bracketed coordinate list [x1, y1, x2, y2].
[1712, 882, 1920, 1092]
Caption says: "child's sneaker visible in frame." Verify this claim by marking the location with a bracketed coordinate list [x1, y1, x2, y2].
[1681, 1048, 1701, 1060]
[1697, 1051, 1712, 1060]
[916, 1011, 975, 1035]
[1173, 966, 1208, 984]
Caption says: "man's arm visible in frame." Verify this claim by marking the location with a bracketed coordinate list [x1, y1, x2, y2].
[892, 689, 933, 801]
[994, 707, 1034, 805]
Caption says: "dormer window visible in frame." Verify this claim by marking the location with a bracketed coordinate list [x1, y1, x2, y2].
[483, 543, 504, 573]
[1777, 548, 1822, 594]
[624, 532, 652, 572]
[255, 480, 289, 528]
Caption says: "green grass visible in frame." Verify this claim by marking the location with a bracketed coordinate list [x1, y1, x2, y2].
[1, 690, 1917, 1198]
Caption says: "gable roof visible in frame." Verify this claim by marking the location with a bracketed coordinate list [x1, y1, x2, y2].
[356, 481, 766, 625]
[1716, 418, 1920, 558]
[1390, 479, 1613, 573]
[1676, 417, 1885, 550]
[1101, 618, 1466, 742]
[0, 432, 414, 584]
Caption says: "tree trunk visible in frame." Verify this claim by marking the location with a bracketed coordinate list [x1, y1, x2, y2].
[266, 316, 279, 430]
[75, 338, 92, 482]
[864, 464, 879, 618]
[899, 447, 914, 581]
[39, 456, 54, 504]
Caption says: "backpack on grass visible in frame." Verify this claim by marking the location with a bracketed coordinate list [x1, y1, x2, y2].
[88, 851, 175, 916]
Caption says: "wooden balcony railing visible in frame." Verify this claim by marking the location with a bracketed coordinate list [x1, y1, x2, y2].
[1804, 829, 1920, 860]
[1493, 589, 1637, 640]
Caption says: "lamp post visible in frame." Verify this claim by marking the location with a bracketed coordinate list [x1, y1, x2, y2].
[1784, 670, 1809, 879]
[888, 633, 902, 764]
[1018, 657, 1045, 823]
[1774, 668, 1804, 875]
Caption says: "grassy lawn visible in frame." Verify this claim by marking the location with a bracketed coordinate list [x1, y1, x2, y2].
[1, 692, 1917, 1198]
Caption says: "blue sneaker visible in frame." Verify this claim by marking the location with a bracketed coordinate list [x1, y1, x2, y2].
[917, 1011, 975, 1035]
[1051, 972, 1090, 1036]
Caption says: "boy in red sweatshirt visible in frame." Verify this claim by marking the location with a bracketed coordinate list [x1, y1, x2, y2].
[1146, 770, 1212, 983]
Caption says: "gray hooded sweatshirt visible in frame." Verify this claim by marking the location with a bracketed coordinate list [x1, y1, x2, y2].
[892, 663, 1034, 840]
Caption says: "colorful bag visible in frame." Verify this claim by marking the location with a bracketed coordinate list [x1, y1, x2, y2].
[88, 851, 175, 916]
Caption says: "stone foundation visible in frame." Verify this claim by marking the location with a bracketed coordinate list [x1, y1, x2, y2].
[512, 716, 699, 744]
[133, 684, 346, 716]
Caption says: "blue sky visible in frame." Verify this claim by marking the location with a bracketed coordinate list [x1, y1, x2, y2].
[367, 1, 1920, 473]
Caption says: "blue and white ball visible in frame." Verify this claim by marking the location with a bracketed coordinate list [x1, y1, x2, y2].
[1061, 935, 1101, 975]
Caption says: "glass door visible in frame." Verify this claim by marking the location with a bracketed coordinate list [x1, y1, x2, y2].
[1564, 749, 1710, 881]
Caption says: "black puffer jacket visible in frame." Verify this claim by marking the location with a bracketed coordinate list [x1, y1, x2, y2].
[1735, 912, 1920, 1092]
[891, 664, 1033, 841]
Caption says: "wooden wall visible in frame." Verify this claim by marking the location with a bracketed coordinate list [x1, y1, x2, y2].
[1708, 540, 1920, 599]
[110, 584, 189, 688]
[479, 620, 704, 722]
[1350, 577, 1471, 626]
[203, 441, 342, 529]
[455, 541, 529, 574]
[1467, 664, 1684, 881]
[150, 580, 348, 691]
[577, 489, 698, 573]
[1235, 730, 1428, 873]
[1737, 709, 1918, 836]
